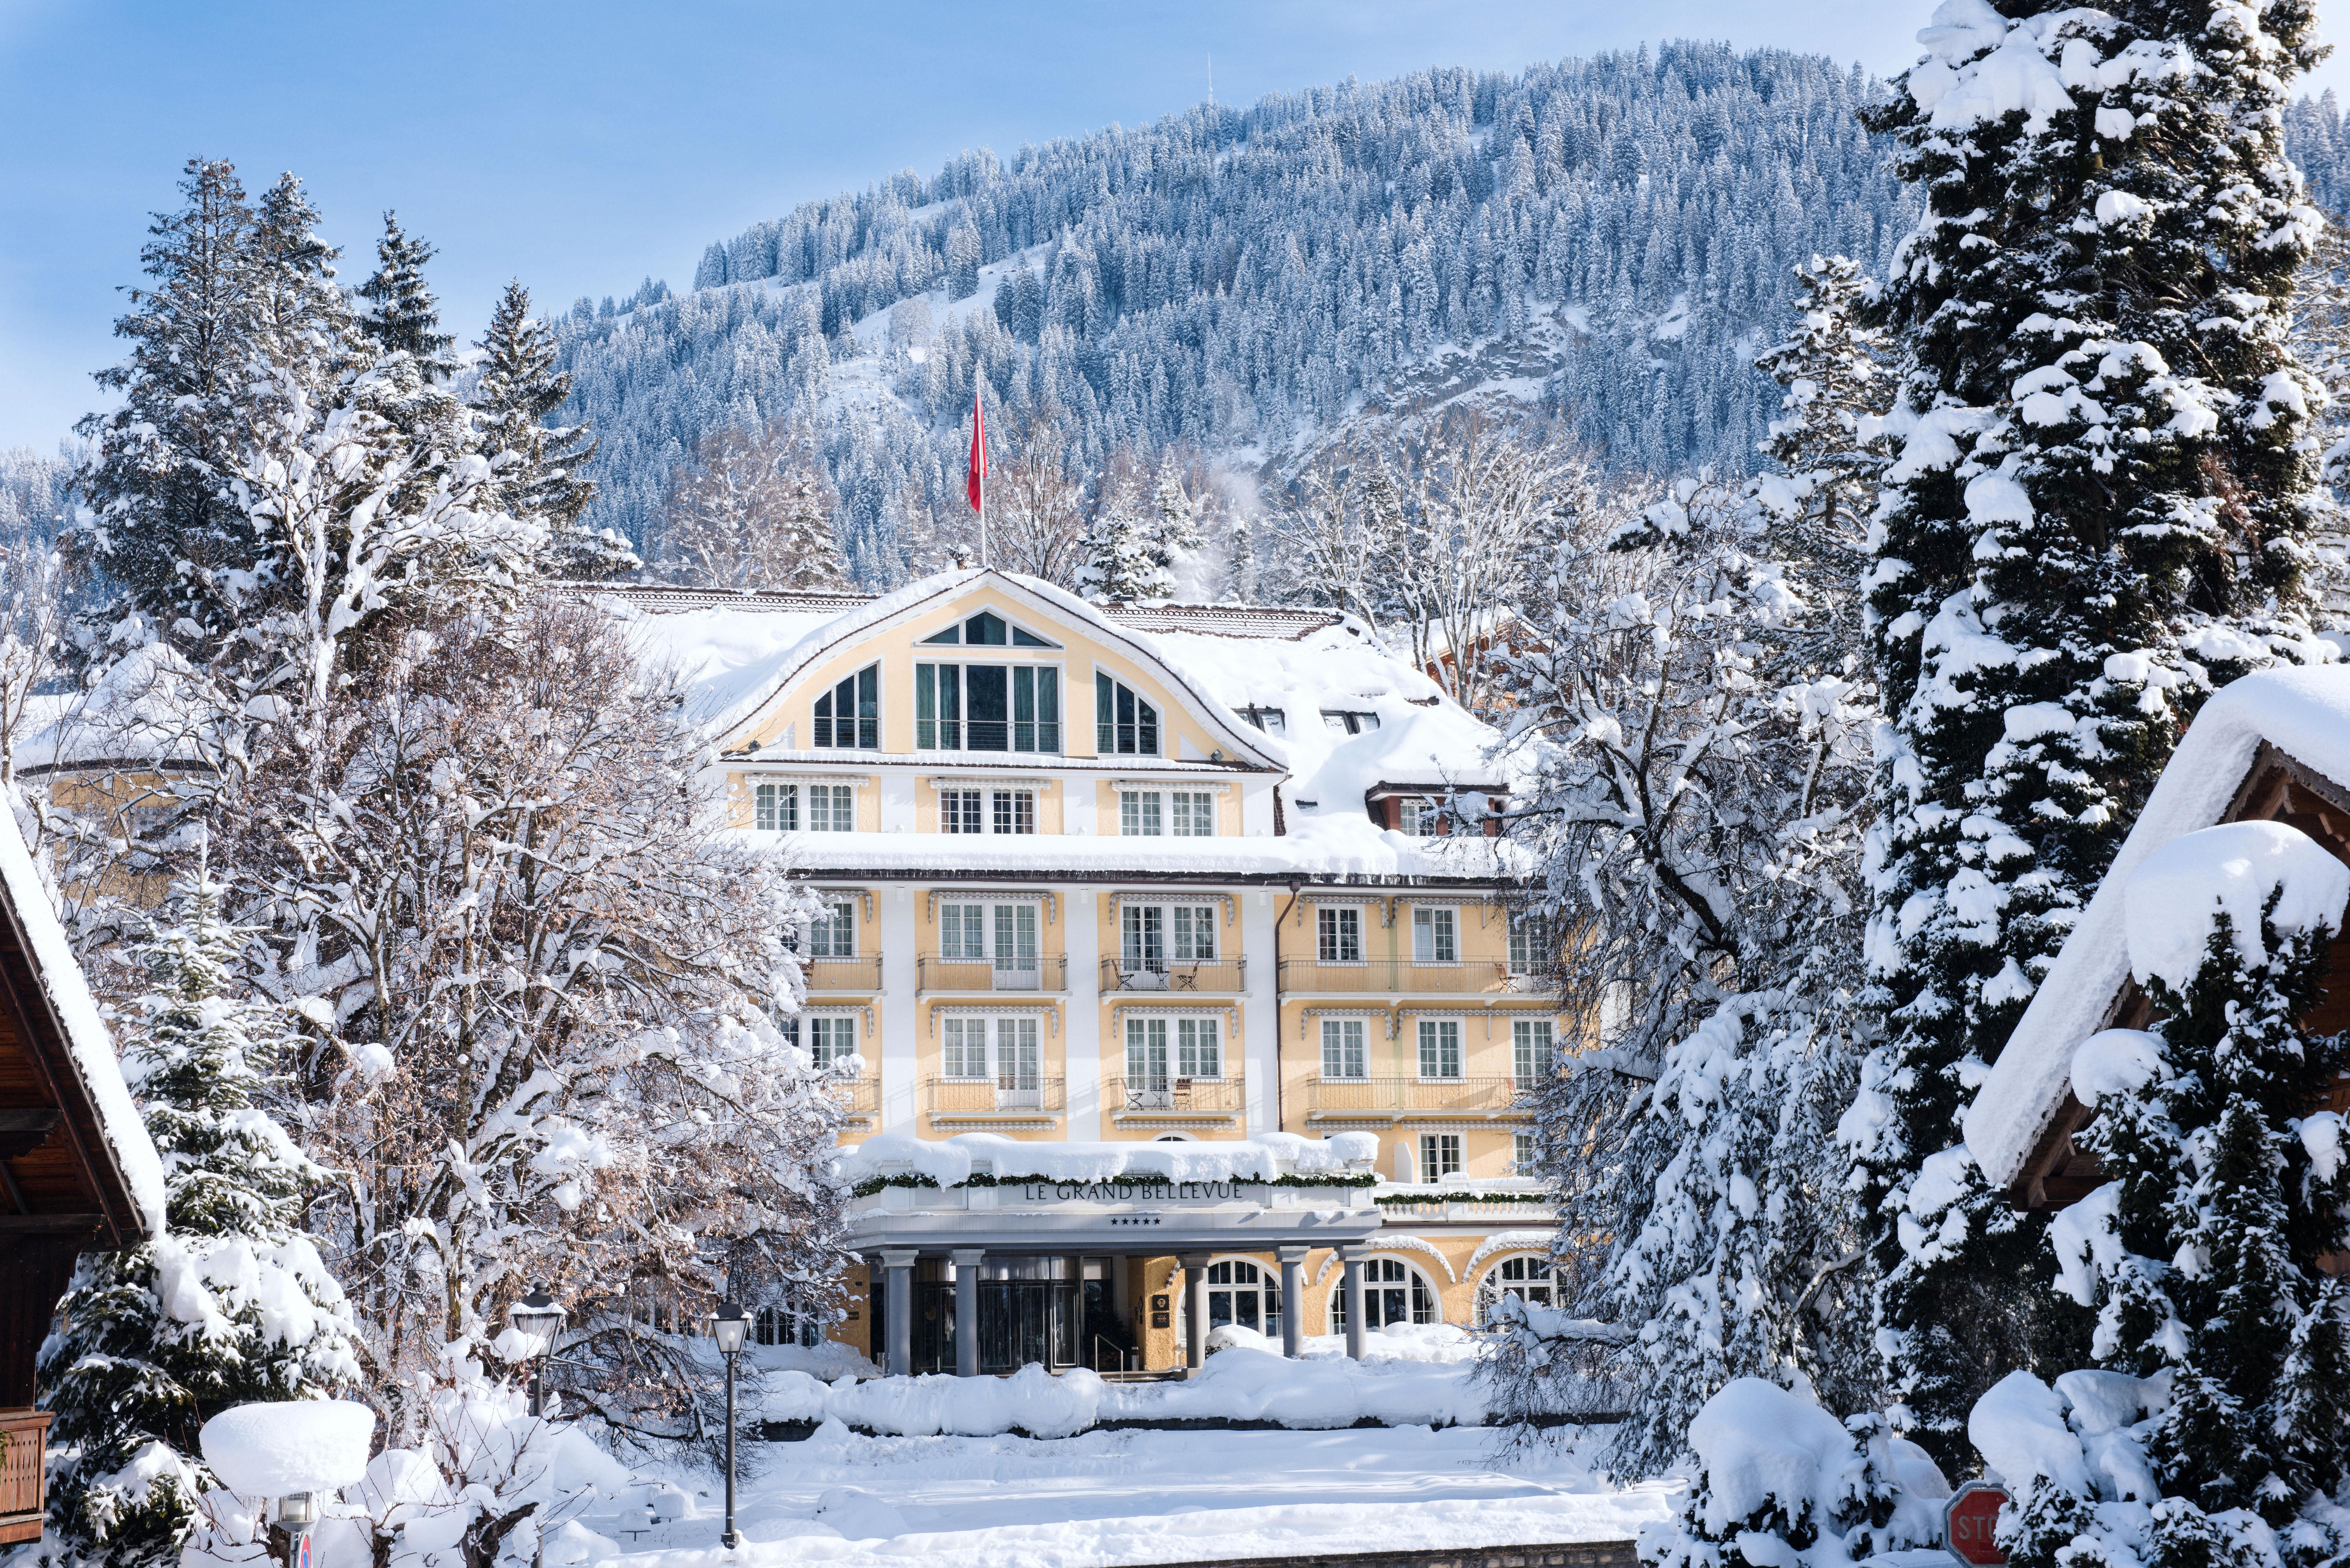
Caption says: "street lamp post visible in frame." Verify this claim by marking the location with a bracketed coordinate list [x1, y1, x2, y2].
[508, 1285, 569, 1419]
[708, 1301, 750, 1551]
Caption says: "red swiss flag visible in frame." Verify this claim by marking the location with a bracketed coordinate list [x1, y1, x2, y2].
[967, 385, 987, 513]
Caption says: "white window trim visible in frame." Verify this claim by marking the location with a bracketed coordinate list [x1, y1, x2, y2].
[1120, 1011, 1231, 1081]
[1410, 904, 1463, 966]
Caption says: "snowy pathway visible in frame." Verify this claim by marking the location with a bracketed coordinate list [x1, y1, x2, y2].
[562, 1424, 1674, 1568]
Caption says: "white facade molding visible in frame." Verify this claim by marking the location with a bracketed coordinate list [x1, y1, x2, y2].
[1111, 778, 1234, 796]
[925, 888, 1058, 922]
[924, 776, 1057, 791]
[926, 1001, 1059, 1037]
[1298, 1005, 1391, 1042]
[1109, 890, 1236, 926]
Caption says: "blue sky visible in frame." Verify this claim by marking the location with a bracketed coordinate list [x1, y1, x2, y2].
[6, 0, 2350, 449]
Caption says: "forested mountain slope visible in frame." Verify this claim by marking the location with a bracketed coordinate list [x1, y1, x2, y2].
[547, 45, 1918, 583]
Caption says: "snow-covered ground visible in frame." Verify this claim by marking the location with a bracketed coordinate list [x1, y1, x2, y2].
[553, 1421, 1671, 1568]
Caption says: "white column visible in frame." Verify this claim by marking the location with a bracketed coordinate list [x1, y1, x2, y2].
[1342, 1248, 1367, 1361]
[1277, 1245, 1308, 1359]
[1064, 887, 1103, 1139]
[950, 1248, 984, 1377]
[1180, 1252, 1211, 1375]
[878, 773, 916, 833]
[879, 887, 921, 1132]
[1243, 888, 1280, 1136]
[883, 1248, 918, 1376]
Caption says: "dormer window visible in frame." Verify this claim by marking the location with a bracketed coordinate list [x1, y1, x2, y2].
[1236, 704, 1286, 735]
[1322, 710, 1380, 735]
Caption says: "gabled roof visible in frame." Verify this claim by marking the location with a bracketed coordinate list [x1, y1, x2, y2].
[1965, 665, 2350, 1193]
[0, 794, 163, 1245]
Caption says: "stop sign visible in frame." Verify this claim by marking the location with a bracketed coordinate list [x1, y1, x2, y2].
[1944, 1481, 2010, 1568]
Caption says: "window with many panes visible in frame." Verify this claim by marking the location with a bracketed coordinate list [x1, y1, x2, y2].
[813, 665, 879, 749]
[1477, 1255, 1561, 1327]
[1512, 1132, 1538, 1175]
[1411, 905, 1458, 963]
[1119, 790, 1163, 836]
[916, 661, 1060, 753]
[1328, 1257, 1436, 1331]
[1507, 913, 1552, 976]
[942, 787, 1036, 833]
[805, 783, 854, 831]
[808, 901, 855, 958]
[1417, 1018, 1463, 1079]
[938, 901, 1040, 981]
[1095, 674, 1160, 755]
[1512, 1019, 1555, 1086]
[1124, 1015, 1222, 1087]
[1419, 1132, 1462, 1182]
[1321, 1018, 1367, 1079]
[1398, 797, 1440, 836]
[1120, 904, 1216, 972]
[1316, 906, 1362, 963]
[806, 1015, 856, 1070]
[1170, 791, 1215, 836]
[939, 1014, 1040, 1087]
[754, 781, 798, 832]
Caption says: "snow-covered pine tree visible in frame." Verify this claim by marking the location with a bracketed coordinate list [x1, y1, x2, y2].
[1079, 453, 1165, 602]
[1642, 1379, 1939, 1568]
[1147, 457, 1202, 589]
[1986, 820, 2350, 1568]
[38, 876, 359, 1568]
[1752, 253, 1889, 648]
[357, 211, 454, 371]
[472, 280, 634, 581]
[71, 160, 266, 659]
[1855, 0, 2332, 1467]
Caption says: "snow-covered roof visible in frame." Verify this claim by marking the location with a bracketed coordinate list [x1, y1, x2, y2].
[594, 571, 1517, 871]
[0, 793, 165, 1237]
[1965, 665, 2350, 1191]
[839, 1129, 1380, 1185]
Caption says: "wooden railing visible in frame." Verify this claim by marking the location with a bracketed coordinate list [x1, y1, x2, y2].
[0, 1408, 51, 1545]
[1304, 1075, 1526, 1115]
[916, 955, 1068, 993]
[1098, 957, 1249, 994]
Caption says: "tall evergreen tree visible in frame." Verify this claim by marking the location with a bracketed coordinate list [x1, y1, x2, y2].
[1991, 821, 2350, 1568]
[357, 211, 453, 369]
[38, 877, 360, 1568]
[1853, 0, 2331, 1469]
[72, 160, 261, 652]
[472, 280, 632, 579]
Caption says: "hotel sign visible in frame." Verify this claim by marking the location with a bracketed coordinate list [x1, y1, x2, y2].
[1013, 1179, 1258, 1203]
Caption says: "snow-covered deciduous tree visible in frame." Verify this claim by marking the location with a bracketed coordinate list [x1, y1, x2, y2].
[220, 598, 849, 1451]
[1487, 474, 1879, 1472]
[38, 875, 360, 1568]
[1979, 822, 2350, 1568]
[1855, 0, 2335, 1467]
[1274, 410, 1590, 712]
[470, 281, 631, 582]
[658, 419, 847, 592]
[985, 411, 1088, 587]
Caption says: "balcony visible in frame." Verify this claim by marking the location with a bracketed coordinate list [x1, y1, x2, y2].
[916, 954, 1068, 994]
[1098, 957, 1249, 994]
[1109, 1075, 1246, 1122]
[805, 955, 883, 993]
[924, 1076, 1066, 1122]
[824, 1077, 881, 1118]
[1277, 959, 1513, 995]
[1304, 1074, 1528, 1121]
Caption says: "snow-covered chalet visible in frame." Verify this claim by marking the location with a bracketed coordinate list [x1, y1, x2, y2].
[1967, 666, 2350, 1211]
[603, 568, 1561, 1377]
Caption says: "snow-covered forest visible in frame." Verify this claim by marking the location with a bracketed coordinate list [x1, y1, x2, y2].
[545, 45, 1916, 580]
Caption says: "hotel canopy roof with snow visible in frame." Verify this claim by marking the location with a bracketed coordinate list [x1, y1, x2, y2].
[1967, 666, 2350, 1214]
[603, 568, 1563, 1376]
